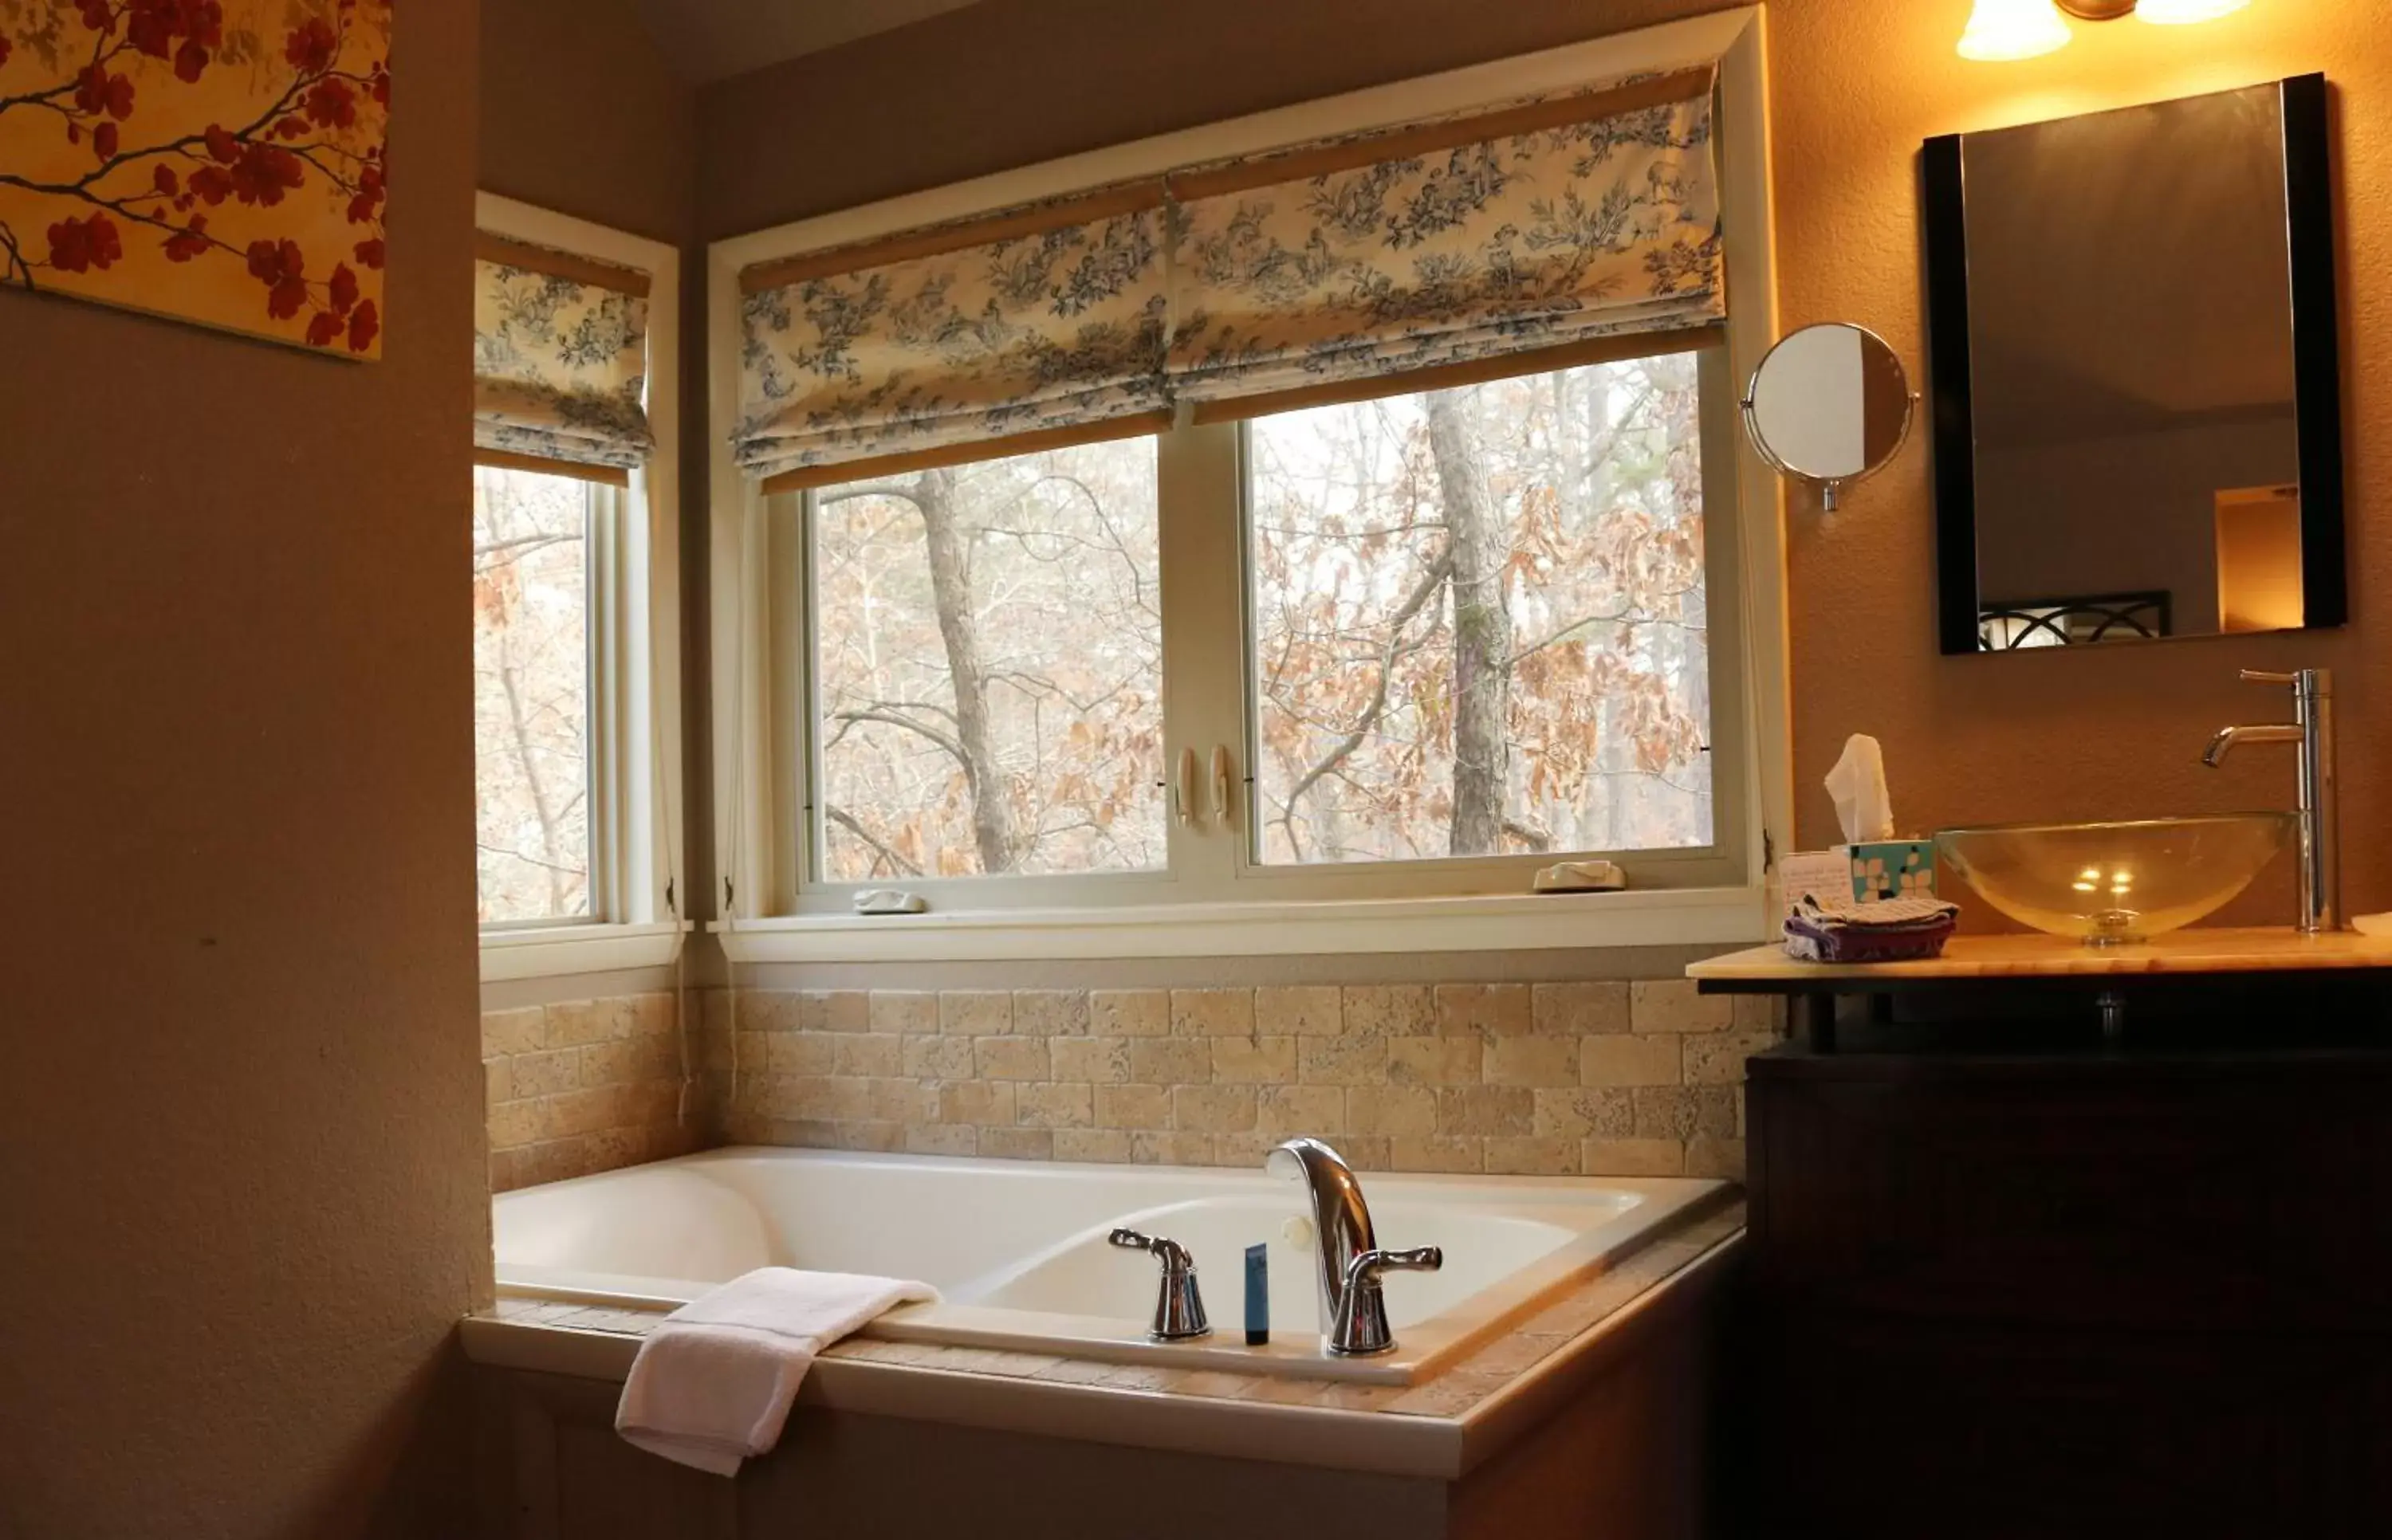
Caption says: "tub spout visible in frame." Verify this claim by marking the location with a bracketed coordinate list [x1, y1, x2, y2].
[1266, 1137, 1440, 1357]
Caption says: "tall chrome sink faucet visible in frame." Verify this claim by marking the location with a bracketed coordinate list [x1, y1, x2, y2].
[2202, 667, 2339, 933]
[1266, 1137, 1442, 1357]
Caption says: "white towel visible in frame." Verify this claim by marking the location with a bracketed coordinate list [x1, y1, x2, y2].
[616, 1267, 936, 1475]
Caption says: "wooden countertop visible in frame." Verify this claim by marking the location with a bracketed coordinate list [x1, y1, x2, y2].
[1689, 927, 2392, 985]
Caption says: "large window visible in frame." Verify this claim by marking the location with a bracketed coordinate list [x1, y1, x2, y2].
[474, 466, 599, 923]
[765, 346, 1743, 917]
[718, 15, 1780, 957]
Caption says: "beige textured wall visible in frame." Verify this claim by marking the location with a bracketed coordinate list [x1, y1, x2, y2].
[0, 2, 487, 1534]
[700, 976, 1779, 1180]
[483, 992, 706, 1191]
[699, 0, 2390, 926]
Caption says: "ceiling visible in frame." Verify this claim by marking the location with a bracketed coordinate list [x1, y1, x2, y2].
[634, 0, 987, 82]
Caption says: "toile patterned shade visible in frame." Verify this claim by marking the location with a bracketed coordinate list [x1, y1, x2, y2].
[473, 257, 655, 473]
[731, 67, 1725, 486]
[1163, 71, 1724, 410]
[734, 200, 1174, 486]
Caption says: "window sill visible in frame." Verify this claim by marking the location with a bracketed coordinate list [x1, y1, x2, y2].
[714, 887, 1767, 964]
[479, 921, 687, 983]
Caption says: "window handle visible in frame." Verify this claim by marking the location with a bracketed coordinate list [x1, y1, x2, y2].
[1210, 744, 1236, 829]
[1174, 746, 1201, 827]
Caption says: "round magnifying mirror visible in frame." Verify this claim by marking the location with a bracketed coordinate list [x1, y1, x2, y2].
[1741, 323, 1914, 511]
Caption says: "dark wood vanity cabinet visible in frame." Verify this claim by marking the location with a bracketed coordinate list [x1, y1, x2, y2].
[1734, 1001, 2392, 1538]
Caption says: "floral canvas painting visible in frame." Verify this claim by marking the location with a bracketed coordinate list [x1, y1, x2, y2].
[0, 0, 391, 357]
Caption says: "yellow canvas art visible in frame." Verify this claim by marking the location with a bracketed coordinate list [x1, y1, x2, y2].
[0, 0, 390, 357]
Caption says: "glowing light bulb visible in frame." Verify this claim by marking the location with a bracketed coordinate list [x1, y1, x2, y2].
[2135, 0, 2250, 23]
[1958, 0, 2073, 61]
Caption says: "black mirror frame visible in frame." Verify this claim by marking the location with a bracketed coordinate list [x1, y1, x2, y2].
[1922, 73, 2346, 657]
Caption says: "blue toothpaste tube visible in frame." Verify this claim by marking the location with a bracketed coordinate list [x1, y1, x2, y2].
[1245, 1243, 1269, 1346]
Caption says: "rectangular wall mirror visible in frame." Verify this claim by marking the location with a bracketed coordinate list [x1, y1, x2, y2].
[1923, 76, 2343, 655]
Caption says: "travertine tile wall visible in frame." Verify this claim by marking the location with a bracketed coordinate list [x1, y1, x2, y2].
[698, 979, 1781, 1180]
[481, 992, 705, 1192]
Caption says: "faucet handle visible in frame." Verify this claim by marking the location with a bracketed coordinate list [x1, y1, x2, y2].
[1109, 1228, 1209, 1341]
[1340, 1245, 1443, 1296]
[2241, 667, 2332, 697]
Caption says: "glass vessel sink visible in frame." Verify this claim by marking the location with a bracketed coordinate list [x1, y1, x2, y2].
[1935, 815, 2296, 945]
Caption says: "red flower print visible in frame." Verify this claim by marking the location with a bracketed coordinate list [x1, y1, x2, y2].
[75, 66, 136, 120]
[228, 142, 305, 206]
[346, 299, 380, 353]
[328, 262, 359, 314]
[306, 311, 344, 347]
[203, 123, 239, 163]
[92, 122, 118, 159]
[175, 37, 209, 81]
[46, 214, 123, 274]
[246, 237, 309, 319]
[188, 165, 233, 205]
[285, 17, 336, 74]
[0, 37, 13, 68]
[162, 216, 210, 261]
[305, 77, 356, 129]
[152, 164, 179, 196]
[76, 0, 112, 34]
[353, 238, 385, 269]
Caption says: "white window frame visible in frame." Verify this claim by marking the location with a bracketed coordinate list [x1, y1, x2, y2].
[476, 193, 687, 983]
[707, 8, 1788, 963]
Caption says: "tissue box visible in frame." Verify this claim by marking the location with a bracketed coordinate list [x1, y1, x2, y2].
[1842, 840, 1938, 902]
[1779, 850, 1856, 920]
[1780, 843, 1938, 919]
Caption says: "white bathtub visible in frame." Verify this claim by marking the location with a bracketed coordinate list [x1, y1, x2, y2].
[494, 1146, 1729, 1383]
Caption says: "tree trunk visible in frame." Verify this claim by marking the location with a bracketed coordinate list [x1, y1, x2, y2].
[1427, 391, 1511, 857]
[914, 467, 1021, 872]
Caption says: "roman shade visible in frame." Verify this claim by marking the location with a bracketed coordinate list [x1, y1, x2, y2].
[1164, 66, 1723, 419]
[734, 187, 1174, 491]
[731, 65, 1724, 488]
[474, 234, 655, 485]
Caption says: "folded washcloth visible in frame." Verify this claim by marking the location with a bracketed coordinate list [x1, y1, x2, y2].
[616, 1267, 936, 1475]
[1784, 893, 1959, 964]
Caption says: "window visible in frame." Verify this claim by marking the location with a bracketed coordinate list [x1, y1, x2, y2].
[760, 344, 1747, 924]
[807, 438, 1165, 882]
[717, 13, 1783, 958]
[473, 194, 681, 980]
[474, 466, 600, 922]
[1249, 359, 1714, 870]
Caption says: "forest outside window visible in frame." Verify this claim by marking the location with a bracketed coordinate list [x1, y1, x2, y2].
[475, 465, 600, 922]
[769, 339, 1741, 913]
[806, 438, 1165, 882]
[1249, 356, 1713, 871]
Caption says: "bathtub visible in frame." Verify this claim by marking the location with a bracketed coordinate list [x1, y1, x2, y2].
[494, 1146, 1729, 1384]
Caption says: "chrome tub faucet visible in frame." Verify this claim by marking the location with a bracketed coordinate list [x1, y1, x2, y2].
[1266, 1137, 1442, 1357]
[2202, 666, 2339, 933]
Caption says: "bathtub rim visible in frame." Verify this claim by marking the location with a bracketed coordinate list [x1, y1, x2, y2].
[463, 1209, 1744, 1481]
[492, 1145, 1736, 1384]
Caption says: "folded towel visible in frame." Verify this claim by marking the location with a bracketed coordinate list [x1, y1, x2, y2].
[616, 1267, 936, 1475]
[1784, 893, 1959, 963]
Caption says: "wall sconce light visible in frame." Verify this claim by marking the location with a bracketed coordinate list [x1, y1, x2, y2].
[1959, 0, 2250, 61]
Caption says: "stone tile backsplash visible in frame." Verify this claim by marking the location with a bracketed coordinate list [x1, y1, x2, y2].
[695, 979, 1781, 1181]
[480, 992, 703, 1193]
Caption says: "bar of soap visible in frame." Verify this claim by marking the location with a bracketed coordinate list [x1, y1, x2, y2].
[852, 890, 928, 915]
[1532, 860, 1628, 893]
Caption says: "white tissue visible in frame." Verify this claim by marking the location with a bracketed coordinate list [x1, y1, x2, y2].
[1825, 734, 1896, 843]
